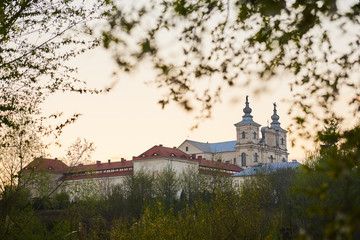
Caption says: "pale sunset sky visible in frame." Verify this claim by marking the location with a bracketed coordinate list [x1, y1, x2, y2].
[41, 46, 310, 163]
[40, 1, 359, 163]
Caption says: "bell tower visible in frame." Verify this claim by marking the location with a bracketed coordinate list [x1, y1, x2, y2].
[234, 96, 261, 167]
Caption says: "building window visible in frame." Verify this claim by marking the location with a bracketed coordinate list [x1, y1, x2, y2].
[241, 152, 246, 166]
[242, 131, 245, 139]
[281, 138, 284, 145]
[254, 153, 258, 162]
[185, 146, 189, 151]
[282, 158, 286, 162]
[253, 132, 257, 139]
[233, 157, 236, 164]
[270, 155, 274, 163]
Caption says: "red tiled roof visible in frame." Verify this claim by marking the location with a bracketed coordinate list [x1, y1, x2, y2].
[134, 145, 242, 173]
[23, 158, 68, 173]
[69, 160, 133, 173]
[62, 169, 133, 181]
[199, 169, 235, 176]
[133, 145, 191, 160]
[197, 159, 243, 172]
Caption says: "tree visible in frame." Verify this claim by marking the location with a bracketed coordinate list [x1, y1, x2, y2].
[0, 0, 105, 207]
[0, 135, 95, 239]
[0, 113, 44, 193]
[100, 3, 360, 237]
[0, 0, 107, 194]
[155, 164, 180, 206]
[122, 169, 155, 218]
[179, 165, 205, 203]
[100, 0, 359, 133]
[0, 0, 107, 128]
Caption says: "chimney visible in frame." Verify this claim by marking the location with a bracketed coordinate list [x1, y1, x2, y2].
[96, 161, 101, 165]
[197, 156, 202, 160]
[173, 146, 176, 149]
[159, 144, 163, 147]
[54, 157, 58, 160]
[121, 158, 125, 162]
[108, 159, 111, 164]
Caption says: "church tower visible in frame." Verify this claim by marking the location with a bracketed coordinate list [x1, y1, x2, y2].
[234, 96, 261, 167]
[260, 103, 288, 163]
[270, 103, 288, 161]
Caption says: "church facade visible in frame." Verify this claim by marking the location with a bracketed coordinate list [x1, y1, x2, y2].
[23, 96, 289, 199]
[178, 97, 289, 168]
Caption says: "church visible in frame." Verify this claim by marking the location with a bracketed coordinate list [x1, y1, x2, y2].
[178, 96, 288, 168]
[23, 96, 289, 198]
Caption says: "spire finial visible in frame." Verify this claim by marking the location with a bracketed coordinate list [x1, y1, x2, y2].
[242, 96, 253, 121]
[270, 102, 281, 130]
[235, 96, 260, 126]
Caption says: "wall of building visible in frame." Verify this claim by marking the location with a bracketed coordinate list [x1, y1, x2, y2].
[61, 175, 127, 200]
[23, 171, 64, 198]
[178, 142, 203, 155]
[133, 157, 198, 176]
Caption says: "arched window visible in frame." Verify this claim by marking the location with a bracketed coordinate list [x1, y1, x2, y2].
[270, 155, 274, 163]
[253, 132, 257, 139]
[282, 158, 286, 162]
[254, 153, 258, 162]
[241, 153, 246, 166]
[242, 131, 245, 139]
[185, 146, 189, 151]
[281, 138, 284, 145]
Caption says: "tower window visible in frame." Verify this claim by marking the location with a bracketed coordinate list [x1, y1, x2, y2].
[242, 131, 245, 139]
[241, 153, 246, 166]
[233, 157, 236, 164]
[253, 132, 257, 139]
[281, 138, 284, 145]
[270, 155, 274, 163]
[254, 153, 258, 162]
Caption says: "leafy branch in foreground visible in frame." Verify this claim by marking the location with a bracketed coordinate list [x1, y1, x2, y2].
[101, 0, 359, 134]
[0, 0, 109, 129]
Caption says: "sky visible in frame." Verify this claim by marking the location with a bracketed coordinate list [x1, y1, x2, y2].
[42, 46, 309, 163]
[38, 0, 360, 164]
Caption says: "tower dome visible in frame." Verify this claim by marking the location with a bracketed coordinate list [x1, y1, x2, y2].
[270, 103, 281, 130]
[243, 95, 253, 120]
[234, 96, 260, 126]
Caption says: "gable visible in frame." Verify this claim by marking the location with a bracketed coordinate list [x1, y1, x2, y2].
[179, 140, 236, 154]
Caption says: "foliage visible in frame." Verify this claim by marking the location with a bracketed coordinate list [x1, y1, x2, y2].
[0, 113, 44, 192]
[1, 160, 359, 239]
[0, 0, 107, 128]
[101, 0, 360, 132]
[155, 164, 180, 205]
[99, 2, 360, 238]
[179, 165, 205, 203]
[295, 122, 360, 239]
[0, 0, 102, 194]
[121, 169, 155, 218]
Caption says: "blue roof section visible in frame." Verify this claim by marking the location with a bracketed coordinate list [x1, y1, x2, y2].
[187, 140, 237, 153]
[209, 141, 237, 153]
[187, 140, 212, 152]
[231, 162, 301, 177]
